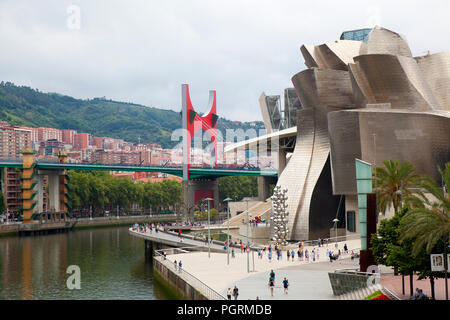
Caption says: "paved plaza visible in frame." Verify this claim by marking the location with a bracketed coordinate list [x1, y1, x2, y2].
[144, 228, 363, 300]
[132, 227, 450, 300]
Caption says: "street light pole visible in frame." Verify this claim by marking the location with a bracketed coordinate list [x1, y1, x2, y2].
[243, 197, 252, 273]
[224, 197, 233, 266]
[333, 218, 339, 248]
[204, 197, 214, 259]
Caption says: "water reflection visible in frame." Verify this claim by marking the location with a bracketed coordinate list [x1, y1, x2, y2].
[0, 226, 170, 300]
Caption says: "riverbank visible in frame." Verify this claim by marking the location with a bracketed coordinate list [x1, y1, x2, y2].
[0, 226, 165, 300]
[0, 214, 178, 237]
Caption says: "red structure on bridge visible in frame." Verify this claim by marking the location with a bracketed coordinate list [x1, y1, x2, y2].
[181, 84, 219, 210]
[182, 84, 218, 181]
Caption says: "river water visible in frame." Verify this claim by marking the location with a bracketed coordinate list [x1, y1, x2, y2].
[0, 226, 172, 300]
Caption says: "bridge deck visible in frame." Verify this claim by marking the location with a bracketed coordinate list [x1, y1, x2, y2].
[0, 160, 277, 178]
[129, 227, 229, 251]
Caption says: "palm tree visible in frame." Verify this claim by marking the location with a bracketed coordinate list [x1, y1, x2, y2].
[400, 163, 450, 256]
[375, 160, 423, 215]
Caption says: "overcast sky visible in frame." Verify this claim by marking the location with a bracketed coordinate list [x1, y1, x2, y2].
[1, 0, 449, 122]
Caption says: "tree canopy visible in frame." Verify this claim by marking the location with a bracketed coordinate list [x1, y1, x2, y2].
[67, 170, 181, 214]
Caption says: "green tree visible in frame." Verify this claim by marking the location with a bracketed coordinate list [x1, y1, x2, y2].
[374, 160, 422, 215]
[372, 207, 446, 299]
[371, 208, 424, 297]
[0, 192, 5, 214]
[218, 176, 258, 202]
[400, 163, 450, 256]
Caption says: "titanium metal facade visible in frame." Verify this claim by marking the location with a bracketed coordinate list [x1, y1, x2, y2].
[274, 26, 450, 240]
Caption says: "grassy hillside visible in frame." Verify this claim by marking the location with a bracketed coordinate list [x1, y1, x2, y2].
[0, 82, 264, 148]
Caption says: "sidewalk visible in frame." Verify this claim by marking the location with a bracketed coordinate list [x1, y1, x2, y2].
[381, 274, 449, 300]
[165, 238, 362, 300]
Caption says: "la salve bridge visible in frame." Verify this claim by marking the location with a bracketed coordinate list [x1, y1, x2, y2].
[0, 159, 277, 179]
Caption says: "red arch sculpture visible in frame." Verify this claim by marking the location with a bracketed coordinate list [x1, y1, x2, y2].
[182, 84, 218, 180]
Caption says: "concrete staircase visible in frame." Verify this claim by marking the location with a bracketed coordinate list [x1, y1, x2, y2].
[223, 199, 272, 227]
[336, 284, 382, 300]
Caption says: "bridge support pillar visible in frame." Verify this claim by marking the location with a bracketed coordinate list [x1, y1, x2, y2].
[182, 178, 219, 221]
[277, 149, 287, 177]
[37, 168, 68, 220]
[144, 239, 153, 261]
[257, 176, 277, 201]
[48, 174, 60, 212]
[34, 174, 45, 214]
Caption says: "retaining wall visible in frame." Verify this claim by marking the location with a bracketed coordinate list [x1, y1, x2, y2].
[152, 257, 207, 300]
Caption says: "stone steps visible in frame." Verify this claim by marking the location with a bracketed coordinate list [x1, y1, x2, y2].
[337, 284, 383, 300]
[223, 199, 272, 227]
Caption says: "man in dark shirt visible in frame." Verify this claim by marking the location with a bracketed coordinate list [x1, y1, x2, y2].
[283, 278, 289, 294]
[232, 286, 239, 300]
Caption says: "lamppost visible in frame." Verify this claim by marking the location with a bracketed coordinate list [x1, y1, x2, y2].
[243, 197, 252, 273]
[223, 197, 233, 265]
[333, 218, 339, 248]
[204, 197, 214, 258]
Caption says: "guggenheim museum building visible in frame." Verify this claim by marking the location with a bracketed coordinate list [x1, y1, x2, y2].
[227, 26, 450, 241]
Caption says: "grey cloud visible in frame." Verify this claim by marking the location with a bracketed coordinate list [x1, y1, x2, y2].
[0, 0, 449, 121]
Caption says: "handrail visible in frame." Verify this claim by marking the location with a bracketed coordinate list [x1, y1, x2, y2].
[154, 247, 226, 300]
[0, 158, 276, 173]
[296, 234, 361, 247]
[381, 287, 401, 300]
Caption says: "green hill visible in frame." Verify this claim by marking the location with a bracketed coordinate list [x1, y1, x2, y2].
[0, 82, 264, 148]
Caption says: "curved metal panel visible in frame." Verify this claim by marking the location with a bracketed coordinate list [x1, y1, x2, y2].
[416, 52, 450, 111]
[351, 54, 438, 110]
[359, 26, 412, 57]
[301, 40, 362, 71]
[328, 109, 450, 195]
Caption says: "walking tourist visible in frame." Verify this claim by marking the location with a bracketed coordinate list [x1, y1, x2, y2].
[283, 277, 289, 294]
[286, 249, 290, 261]
[318, 238, 321, 247]
[269, 270, 275, 283]
[174, 260, 177, 269]
[178, 260, 182, 273]
[269, 278, 275, 297]
[316, 248, 320, 260]
[268, 250, 272, 262]
[305, 249, 309, 262]
[311, 249, 316, 262]
[291, 249, 295, 261]
[227, 288, 232, 300]
[344, 243, 348, 254]
[232, 286, 239, 300]
[297, 249, 301, 261]
[232, 248, 235, 258]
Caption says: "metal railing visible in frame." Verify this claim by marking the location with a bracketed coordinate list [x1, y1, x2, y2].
[381, 287, 401, 300]
[0, 158, 276, 173]
[296, 234, 361, 247]
[154, 247, 226, 300]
